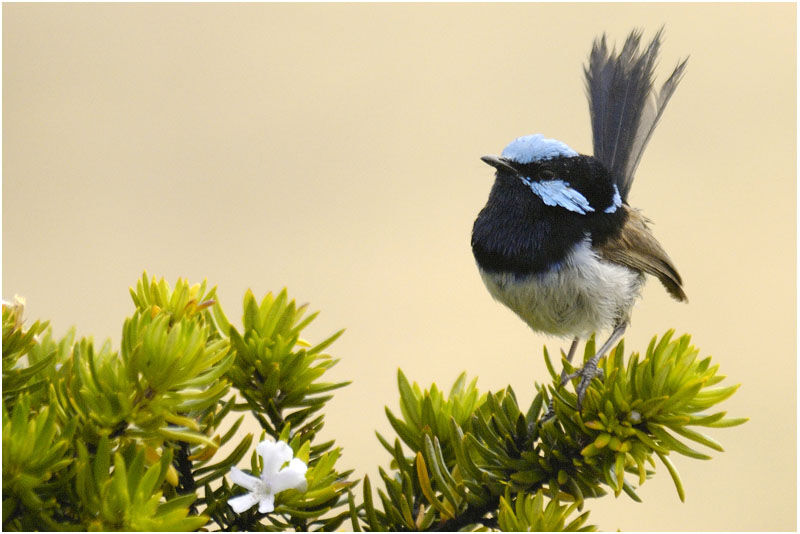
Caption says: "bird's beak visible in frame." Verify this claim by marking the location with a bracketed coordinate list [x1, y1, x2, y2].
[480, 155, 518, 175]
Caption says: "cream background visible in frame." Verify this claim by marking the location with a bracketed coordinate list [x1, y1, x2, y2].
[2, 3, 796, 531]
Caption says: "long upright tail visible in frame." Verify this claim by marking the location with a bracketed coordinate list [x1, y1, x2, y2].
[584, 29, 687, 201]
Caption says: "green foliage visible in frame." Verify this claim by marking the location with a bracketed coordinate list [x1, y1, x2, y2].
[547, 332, 746, 502]
[220, 288, 348, 446]
[498, 490, 595, 532]
[2, 274, 352, 531]
[2, 275, 744, 531]
[380, 371, 486, 478]
[206, 288, 353, 531]
[2, 396, 75, 530]
[2, 297, 51, 409]
[351, 332, 745, 531]
[73, 437, 207, 531]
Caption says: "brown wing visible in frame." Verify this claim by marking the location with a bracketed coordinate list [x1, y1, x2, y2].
[598, 206, 688, 301]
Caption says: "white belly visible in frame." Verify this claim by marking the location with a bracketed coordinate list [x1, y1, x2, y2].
[478, 239, 643, 338]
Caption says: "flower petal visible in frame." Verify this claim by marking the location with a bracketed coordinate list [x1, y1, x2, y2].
[257, 440, 293, 476]
[228, 492, 260, 514]
[230, 467, 263, 492]
[258, 493, 275, 514]
[270, 458, 308, 494]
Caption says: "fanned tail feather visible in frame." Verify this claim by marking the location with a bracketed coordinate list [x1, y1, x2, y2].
[584, 28, 688, 201]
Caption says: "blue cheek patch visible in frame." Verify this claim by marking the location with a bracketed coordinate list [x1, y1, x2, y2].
[604, 184, 623, 213]
[522, 178, 595, 215]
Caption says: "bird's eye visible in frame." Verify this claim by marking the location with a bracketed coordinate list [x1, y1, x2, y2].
[540, 170, 555, 180]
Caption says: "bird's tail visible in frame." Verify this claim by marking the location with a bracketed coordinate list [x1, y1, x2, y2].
[584, 29, 687, 201]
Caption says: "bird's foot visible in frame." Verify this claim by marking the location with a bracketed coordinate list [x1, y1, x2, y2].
[563, 357, 604, 411]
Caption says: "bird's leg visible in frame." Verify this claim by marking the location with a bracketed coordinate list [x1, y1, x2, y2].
[566, 322, 628, 410]
[540, 336, 580, 422]
[564, 337, 580, 367]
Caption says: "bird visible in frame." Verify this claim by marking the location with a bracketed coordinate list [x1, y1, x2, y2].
[471, 29, 688, 409]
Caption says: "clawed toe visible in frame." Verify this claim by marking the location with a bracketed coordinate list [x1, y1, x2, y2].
[540, 332, 618, 421]
[563, 357, 603, 410]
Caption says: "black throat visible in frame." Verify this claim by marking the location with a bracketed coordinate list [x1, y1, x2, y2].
[471, 155, 626, 277]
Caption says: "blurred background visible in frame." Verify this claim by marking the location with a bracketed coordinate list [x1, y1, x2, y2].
[3, 3, 795, 531]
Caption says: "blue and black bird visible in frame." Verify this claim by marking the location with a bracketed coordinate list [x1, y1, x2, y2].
[471, 30, 688, 407]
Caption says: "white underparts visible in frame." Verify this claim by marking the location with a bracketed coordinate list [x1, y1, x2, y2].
[478, 238, 644, 338]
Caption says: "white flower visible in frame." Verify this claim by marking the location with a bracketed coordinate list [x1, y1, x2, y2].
[227, 439, 308, 514]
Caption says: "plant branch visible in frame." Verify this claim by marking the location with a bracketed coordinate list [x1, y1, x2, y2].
[431, 499, 499, 532]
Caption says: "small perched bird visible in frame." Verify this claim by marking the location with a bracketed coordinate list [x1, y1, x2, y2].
[471, 29, 688, 407]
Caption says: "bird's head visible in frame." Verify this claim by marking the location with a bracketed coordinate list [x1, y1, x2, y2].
[481, 134, 620, 216]
[481, 133, 579, 179]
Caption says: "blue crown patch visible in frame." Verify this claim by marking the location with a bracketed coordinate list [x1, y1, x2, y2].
[501, 134, 578, 163]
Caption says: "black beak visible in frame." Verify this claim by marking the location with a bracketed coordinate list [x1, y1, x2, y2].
[480, 155, 519, 175]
